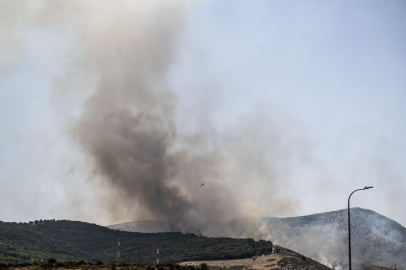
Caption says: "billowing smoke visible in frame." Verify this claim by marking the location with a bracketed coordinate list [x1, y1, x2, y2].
[1, 1, 406, 269]
[46, 1, 300, 232]
[0, 0, 302, 234]
[70, 3, 192, 228]
[67, 1, 239, 230]
[255, 208, 406, 269]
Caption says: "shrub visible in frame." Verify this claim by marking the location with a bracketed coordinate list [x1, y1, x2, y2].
[200, 263, 209, 270]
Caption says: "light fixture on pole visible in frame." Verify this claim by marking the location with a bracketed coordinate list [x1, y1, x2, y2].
[348, 186, 373, 270]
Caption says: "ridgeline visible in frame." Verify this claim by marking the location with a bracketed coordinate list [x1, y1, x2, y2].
[0, 220, 272, 264]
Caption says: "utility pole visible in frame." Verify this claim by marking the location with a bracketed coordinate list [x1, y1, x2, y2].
[156, 243, 159, 265]
[117, 238, 121, 265]
[33, 258, 40, 270]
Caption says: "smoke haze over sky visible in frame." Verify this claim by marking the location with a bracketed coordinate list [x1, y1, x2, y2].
[0, 1, 405, 228]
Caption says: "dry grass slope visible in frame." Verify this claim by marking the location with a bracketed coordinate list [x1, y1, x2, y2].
[180, 246, 332, 270]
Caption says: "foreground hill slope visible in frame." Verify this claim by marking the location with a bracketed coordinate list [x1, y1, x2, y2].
[110, 208, 406, 269]
[0, 220, 272, 263]
[181, 245, 333, 270]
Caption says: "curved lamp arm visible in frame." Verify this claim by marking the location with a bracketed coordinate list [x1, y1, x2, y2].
[348, 186, 373, 270]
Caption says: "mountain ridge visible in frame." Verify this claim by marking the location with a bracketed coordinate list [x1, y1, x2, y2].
[0, 220, 273, 264]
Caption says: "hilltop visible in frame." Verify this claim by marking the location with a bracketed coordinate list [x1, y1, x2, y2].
[0, 220, 335, 269]
[261, 208, 406, 269]
[0, 220, 272, 264]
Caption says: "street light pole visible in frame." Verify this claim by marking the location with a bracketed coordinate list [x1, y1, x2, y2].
[348, 186, 373, 270]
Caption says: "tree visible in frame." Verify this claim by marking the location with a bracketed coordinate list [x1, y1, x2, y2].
[200, 263, 209, 270]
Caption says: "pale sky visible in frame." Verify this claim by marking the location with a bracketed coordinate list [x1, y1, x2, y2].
[0, 1, 405, 227]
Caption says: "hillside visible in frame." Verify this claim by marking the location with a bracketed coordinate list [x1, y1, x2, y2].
[261, 208, 406, 269]
[181, 245, 333, 270]
[0, 220, 272, 264]
[109, 220, 170, 233]
[110, 208, 406, 269]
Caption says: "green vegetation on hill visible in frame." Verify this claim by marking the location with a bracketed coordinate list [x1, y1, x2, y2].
[0, 261, 229, 270]
[0, 220, 272, 264]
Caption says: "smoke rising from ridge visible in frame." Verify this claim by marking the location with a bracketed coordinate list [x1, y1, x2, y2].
[4, 0, 404, 237]
[1, 1, 406, 269]
[0, 1, 304, 233]
[51, 1, 301, 233]
[69, 1, 234, 229]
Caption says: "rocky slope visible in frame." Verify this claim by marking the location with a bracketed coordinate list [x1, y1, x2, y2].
[260, 208, 405, 269]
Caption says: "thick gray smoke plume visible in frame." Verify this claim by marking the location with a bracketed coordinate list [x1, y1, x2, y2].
[0, 0, 300, 234]
[66, 1, 302, 232]
[2, 1, 405, 268]
[69, 1, 234, 230]
[58, 1, 299, 232]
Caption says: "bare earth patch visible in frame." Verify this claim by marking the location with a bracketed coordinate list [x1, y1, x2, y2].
[180, 246, 332, 270]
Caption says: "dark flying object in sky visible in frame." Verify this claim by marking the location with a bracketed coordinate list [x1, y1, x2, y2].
[200, 183, 205, 187]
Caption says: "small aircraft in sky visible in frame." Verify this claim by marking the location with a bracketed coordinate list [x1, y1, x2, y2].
[200, 183, 205, 187]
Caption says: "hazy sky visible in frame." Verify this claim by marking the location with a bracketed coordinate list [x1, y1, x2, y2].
[0, 1, 405, 227]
